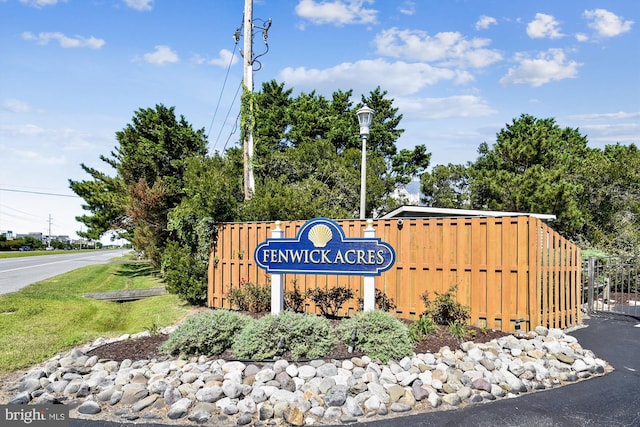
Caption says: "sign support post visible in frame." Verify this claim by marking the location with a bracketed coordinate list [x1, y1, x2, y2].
[270, 221, 285, 314]
[363, 219, 376, 311]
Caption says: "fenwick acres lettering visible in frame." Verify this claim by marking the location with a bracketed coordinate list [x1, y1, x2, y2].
[255, 218, 395, 276]
[260, 248, 385, 265]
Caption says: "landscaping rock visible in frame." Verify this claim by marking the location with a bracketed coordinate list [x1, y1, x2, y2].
[1, 325, 613, 427]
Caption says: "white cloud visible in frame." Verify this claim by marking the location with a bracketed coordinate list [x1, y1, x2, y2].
[278, 59, 474, 96]
[142, 45, 179, 65]
[0, 123, 91, 156]
[396, 95, 497, 120]
[527, 13, 563, 39]
[399, 1, 416, 16]
[22, 32, 105, 49]
[567, 111, 640, 121]
[124, 0, 153, 11]
[295, 0, 377, 26]
[10, 148, 66, 165]
[578, 123, 639, 146]
[19, 0, 65, 7]
[583, 9, 633, 38]
[475, 15, 497, 30]
[3, 99, 42, 113]
[193, 49, 238, 67]
[575, 33, 589, 42]
[500, 48, 581, 87]
[374, 28, 502, 68]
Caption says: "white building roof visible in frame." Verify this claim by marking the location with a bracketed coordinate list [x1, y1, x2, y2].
[380, 206, 556, 221]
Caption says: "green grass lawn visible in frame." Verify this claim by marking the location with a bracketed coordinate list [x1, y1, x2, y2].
[0, 249, 100, 259]
[0, 261, 192, 374]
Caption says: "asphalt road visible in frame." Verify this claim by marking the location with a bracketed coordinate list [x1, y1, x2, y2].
[68, 314, 640, 427]
[0, 250, 129, 295]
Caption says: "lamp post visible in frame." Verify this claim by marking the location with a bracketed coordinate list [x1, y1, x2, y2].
[357, 105, 374, 219]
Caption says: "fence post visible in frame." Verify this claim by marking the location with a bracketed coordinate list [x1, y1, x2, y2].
[363, 219, 376, 311]
[271, 221, 284, 315]
[587, 256, 595, 315]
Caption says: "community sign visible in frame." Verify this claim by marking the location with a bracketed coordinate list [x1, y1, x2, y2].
[254, 218, 396, 276]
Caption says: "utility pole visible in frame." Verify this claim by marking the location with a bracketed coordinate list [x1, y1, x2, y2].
[239, 0, 270, 200]
[242, 0, 254, 200]
[47, 213, 52, 248]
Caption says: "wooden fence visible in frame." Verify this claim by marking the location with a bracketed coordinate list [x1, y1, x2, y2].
[208, 216, 581, 332]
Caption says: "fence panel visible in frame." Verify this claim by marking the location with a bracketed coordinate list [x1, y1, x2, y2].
[535, 221, 582, 329]
[583, 257, 640, 317]
[209, 216, 582, 332]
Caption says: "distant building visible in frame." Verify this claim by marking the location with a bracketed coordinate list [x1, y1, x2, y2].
[381, 206, 556, 222]
[46, 235, 71, 243]
[16, 232, 44, 241]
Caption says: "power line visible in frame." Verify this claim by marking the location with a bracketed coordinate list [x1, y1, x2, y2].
[223, 111, 241, 151]
[0, 204, 48, 220]
[207, 38, 240, 140]
[216, 79, 243, 152]
[208, 13, 245, 149]
[0, 188, 80, 198]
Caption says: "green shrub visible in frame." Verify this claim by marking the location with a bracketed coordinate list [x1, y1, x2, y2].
[284, 280, 305, 313]
[357, 289, 397, 312]
[409, 314, 438, 342]
[448, 320, 473, 341]
[306, 285, 354, 318]
[420, 285, 470, 325]
[226, 279, 271, 312]
[337, 310, 413, 363]
[227, 287, 249, 311]
[232, 311, 336, 360]
[160, 309, 251, 357]
[244, 280, 271, 312]
[161, 241, 208, 305]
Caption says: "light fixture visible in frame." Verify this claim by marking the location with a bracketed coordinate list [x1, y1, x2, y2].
[356, 105, 374, 137]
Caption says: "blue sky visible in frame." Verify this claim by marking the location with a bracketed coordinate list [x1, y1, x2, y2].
[0, 0, 638, 240]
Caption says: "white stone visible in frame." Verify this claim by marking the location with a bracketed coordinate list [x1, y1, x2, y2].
[298, 365, 317, 380]
[238, 397, 257, 414]
[285, 364, 299, 378]
[221, 361, 246, 374]
[342, 360, 354, 370]
[364, 394, 381, 411]
[255, 368, 276, 383]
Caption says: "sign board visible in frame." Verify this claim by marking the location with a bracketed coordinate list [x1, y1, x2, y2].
[255, 218, 395, 276]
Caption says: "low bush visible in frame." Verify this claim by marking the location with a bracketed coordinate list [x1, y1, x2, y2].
[284, 280, 305, 313]
[306, 285, 354, 318]
[226, 278, 271, 312]
[227, 287, 249, 311]
[357, 288, 397, 312]
[160, 309, 251, 357]
[337, 310, 413, 363]
[448, 320, 474, 341]
[420, 285, 470, 325]
[409, 314, 438, 342]
[232, 310, 337, 360]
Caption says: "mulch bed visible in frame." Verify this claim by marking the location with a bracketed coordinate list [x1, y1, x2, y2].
[87, 315, 509, 363]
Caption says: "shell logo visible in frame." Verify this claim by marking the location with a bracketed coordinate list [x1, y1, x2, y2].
[307, 224, 333, 248]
